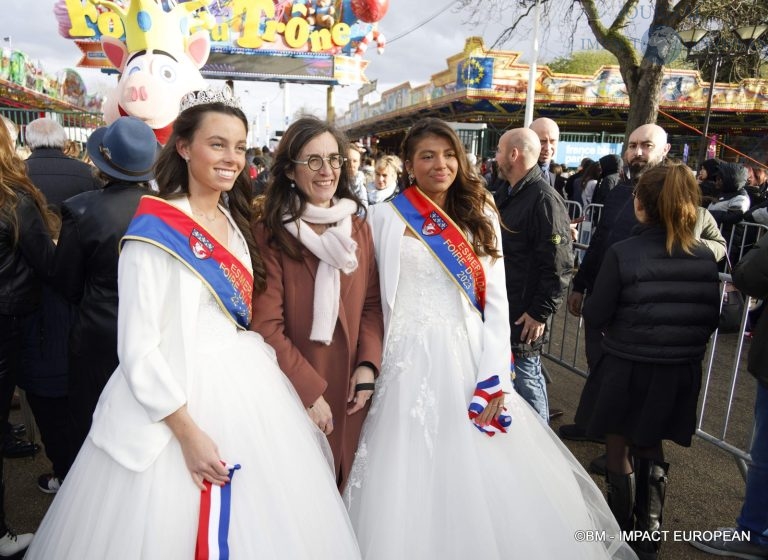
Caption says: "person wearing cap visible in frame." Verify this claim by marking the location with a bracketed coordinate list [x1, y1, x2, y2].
[52, 116, 159, 473]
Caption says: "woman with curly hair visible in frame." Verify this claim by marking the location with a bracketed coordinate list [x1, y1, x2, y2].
[343, 118, 635, 560]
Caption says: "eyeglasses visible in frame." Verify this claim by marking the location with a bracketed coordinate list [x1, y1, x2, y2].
[292, 154, 345, 171]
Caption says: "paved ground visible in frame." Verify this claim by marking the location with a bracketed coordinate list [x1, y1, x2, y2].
[5, 314, 755, 559]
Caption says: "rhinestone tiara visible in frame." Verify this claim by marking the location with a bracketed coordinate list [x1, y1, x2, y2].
[179, 86, 243, 113]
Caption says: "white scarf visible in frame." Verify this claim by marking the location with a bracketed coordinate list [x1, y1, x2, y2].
[367, 182, 398, 204]
[283, 198, 359, 345]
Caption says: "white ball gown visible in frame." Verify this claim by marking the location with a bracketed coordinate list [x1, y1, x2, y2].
[25, 240, 360, 559]
[343, 236, 636, 560]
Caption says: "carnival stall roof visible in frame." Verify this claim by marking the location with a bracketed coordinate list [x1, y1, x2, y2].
[0, 78, 100, 114]
[337, 37, 768, 148]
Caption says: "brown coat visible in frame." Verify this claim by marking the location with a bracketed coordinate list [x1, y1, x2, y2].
[250, 217, 384, 488]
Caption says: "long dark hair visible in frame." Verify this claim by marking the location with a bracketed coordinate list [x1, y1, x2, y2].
[0, 118, 56, 243]
[153, 102, 266, 292]
[400, 118, 500, 258]
[634, 161, 700, 255]
[258, 116, 364, 260]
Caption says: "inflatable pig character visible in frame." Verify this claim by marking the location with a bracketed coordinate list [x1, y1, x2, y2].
[94, 0, 212, 144]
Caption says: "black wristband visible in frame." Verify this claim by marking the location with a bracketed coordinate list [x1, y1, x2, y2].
[354, 382, 376, 392]
[357, 361, 378, 376]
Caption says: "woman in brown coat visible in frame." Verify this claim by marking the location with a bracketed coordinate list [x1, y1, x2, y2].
[251, 116, 383, 489]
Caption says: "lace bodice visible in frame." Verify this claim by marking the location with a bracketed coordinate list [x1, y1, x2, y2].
[391, 236, 466, 332]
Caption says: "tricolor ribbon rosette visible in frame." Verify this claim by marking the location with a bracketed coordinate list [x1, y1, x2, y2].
[468, 375, 512, 437]
[195, 462, 241, 560]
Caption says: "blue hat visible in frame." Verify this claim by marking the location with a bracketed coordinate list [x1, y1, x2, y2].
[86, 116, 159, 182]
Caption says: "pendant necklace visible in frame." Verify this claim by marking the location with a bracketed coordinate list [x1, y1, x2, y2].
[191, 207, 218, 222]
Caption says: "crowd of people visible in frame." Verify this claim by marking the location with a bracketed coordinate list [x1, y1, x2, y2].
[1, 86, 767, 560]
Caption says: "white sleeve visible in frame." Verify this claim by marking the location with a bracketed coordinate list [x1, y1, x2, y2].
[477, 213, 513, 394]
[117, 241, 187, 422]
[729, 194, 750, 213]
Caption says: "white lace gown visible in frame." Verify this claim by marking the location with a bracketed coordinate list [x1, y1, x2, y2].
[26, 288, 361, 559]
[343, 237, 636, 560]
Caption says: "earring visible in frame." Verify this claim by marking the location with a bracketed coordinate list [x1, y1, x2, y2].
[290, 181, 296, 189]
[184, 156, 190, 162]
[408, 173, 415, 185]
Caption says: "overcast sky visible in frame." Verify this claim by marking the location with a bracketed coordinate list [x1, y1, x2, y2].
[3, 1, 655, 143]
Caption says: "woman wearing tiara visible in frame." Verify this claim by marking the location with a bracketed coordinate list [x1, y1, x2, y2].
[25, 90, 361, 559]
[343, 119, 637, 560]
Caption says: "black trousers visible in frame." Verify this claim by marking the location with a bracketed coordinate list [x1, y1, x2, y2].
[0, 314, 24, 534]
[26, 393, 71, 480]
[67, 351, 117, 468]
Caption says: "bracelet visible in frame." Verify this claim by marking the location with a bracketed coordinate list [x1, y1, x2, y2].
[354, 382, 375, 392]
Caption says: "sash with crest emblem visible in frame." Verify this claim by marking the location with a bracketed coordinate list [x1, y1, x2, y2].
[390, 186, 486, 318]
[122, 196, 253, 329]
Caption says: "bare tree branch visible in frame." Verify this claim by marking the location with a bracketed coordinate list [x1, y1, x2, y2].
[490, 2, 537, 49]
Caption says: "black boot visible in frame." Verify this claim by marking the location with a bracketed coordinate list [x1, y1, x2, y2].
[605, 470, 635, 532]
[633, 458, 669, 560]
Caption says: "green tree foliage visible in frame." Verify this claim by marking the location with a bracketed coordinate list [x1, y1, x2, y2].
[546, 50, 619, 74]
[547, 49, 694, 75]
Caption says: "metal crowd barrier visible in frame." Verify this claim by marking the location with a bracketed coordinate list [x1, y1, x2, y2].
[542, 216, 768, 479]
[563, 199, 583, 221]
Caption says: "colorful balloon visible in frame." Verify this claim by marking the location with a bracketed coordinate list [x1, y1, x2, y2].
[350, 0, 389, 23]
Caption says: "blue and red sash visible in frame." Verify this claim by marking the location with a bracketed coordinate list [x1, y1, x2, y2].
[195, 463, 241, 560]
[391, 186, 486, 317]
[122, 196, 253, 329]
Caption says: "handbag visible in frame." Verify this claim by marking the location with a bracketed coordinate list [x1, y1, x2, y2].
[719, 281, 745, 334]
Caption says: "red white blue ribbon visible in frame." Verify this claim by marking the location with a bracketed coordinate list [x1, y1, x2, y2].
[195, 463, 241, 560]
[468, 375, 512, 437]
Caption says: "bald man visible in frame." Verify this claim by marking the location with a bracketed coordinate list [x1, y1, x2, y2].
[494, 128, 573, 422]
[530, 117, 560, 191]
[560, 123, 726, 454]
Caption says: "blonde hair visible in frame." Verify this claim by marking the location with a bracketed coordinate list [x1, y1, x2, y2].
[374, 154, 402, 177]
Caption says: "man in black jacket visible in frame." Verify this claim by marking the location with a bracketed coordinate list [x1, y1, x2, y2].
[560, 123, 726, 447]
[24, 118, 100, 216]
[20, 118, 101, 492]
[529, 117, 560, 191]
[494, 127, 573, 422]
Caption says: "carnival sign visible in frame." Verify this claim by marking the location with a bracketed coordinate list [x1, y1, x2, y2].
[55, 0, 390, 85]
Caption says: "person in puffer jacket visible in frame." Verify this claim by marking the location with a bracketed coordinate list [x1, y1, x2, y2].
[708, 161, 750, 227]
[575, 162, 721, 560]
